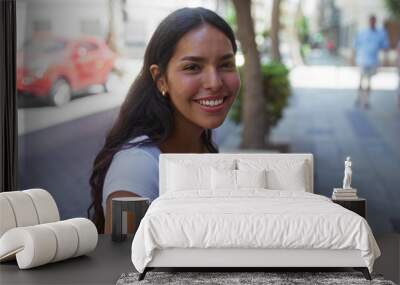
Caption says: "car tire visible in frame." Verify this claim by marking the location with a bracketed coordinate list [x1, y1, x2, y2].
[49, 79, 72, 107]
[103, 72, 118, 93]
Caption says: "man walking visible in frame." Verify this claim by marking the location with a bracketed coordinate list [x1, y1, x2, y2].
[353, 15, 389, 108]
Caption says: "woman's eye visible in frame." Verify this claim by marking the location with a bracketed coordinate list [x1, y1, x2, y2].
[183, 64, 200, 71]
[220, 61, 235, 69]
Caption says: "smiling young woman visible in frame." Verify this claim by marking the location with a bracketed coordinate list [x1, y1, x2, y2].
[88, 7, 240, 233]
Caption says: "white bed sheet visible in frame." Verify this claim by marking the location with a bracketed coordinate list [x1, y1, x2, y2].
[131, 190, 380, 273]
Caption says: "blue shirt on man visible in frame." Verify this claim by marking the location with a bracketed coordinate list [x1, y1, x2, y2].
[354, 28, 389, 67]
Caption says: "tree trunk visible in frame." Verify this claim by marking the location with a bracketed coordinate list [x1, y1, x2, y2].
[106, 0, 118, 53]
[231, 0, 267, 149]
[291, 1, 304, 65]
[270, 0, 281, 62]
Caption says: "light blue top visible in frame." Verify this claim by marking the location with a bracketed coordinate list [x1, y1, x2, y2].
[353, 28, 389, 67]
[102, 135, 161, 210]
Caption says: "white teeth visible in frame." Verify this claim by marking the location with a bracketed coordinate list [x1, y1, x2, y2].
[199, 98, 223, 107]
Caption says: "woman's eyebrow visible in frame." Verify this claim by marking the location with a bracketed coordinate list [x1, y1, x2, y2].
[180, 56, 205, 62]
[180, 53, 235, 62]
[220, 53, 235, 60]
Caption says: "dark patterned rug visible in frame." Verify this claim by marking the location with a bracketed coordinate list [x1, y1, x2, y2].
[116, 271, 396, 285]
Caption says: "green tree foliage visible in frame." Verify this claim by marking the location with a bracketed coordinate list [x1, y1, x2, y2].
[225, 4, 237, 30]
[385, 0, 400, 19]
[296, 15, 309, 44]
[229, 62, 291, 127]
[296, 15, 310, 59]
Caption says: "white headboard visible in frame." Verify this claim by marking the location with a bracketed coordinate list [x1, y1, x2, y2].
[159, 153, 314, 195]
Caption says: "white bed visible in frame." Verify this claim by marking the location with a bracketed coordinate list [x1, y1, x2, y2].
[131, 153, 380, 280]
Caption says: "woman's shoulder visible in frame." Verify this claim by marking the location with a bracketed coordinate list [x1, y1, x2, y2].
[105, 135, 160, 182]
[103, 135, 160, 208]
[116, 135, 160, 162]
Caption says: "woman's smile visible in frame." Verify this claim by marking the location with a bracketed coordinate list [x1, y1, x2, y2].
[192, 95, 233, 113]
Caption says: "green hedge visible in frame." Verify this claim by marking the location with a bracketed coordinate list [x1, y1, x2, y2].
[229, 61, 291, 127]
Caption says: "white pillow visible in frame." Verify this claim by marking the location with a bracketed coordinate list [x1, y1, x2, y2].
[236, 169, 267, 188]
[211, 168, 236, 190]
[237, 159, 308, 191]
[168, 162, 210, 191]
[211, 168, 267, 190]
[267, 167, 306, 191]
[166, 159, 236, 192]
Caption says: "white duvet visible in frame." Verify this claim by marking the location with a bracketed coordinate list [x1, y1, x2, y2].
[131, 190, 380, 273]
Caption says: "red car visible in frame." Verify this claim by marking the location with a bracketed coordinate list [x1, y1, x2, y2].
[17, 35, 116, 106]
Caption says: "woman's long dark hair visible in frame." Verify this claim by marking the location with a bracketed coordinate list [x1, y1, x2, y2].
[88, 7, 238, 233]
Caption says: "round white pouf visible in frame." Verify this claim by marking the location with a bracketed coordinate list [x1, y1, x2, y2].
[0, 196, 17, 237]
[0, 226, 57, 269]
[0, 218, 98, 269]
[67, 218, 98, 257]
[0, 191, 39, 227]
[23, 189, 60, 224]
[42, 221, 79, 262]
[0, 189, 98, 269]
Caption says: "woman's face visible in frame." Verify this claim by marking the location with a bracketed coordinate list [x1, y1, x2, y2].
[163, 24, 240, 130]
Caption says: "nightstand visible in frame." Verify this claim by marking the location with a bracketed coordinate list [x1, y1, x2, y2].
[332, 198, 366, 218]
[112, 197, 150, 242]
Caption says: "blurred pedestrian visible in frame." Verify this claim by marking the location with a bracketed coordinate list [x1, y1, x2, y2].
[326, 39, 335, 54]
[353, 15, 389, 108]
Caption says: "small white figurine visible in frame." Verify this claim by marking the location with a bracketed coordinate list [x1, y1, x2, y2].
[342, 156, 352, 189]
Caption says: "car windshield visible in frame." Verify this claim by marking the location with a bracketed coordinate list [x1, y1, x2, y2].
[23, 39, 66, 54]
